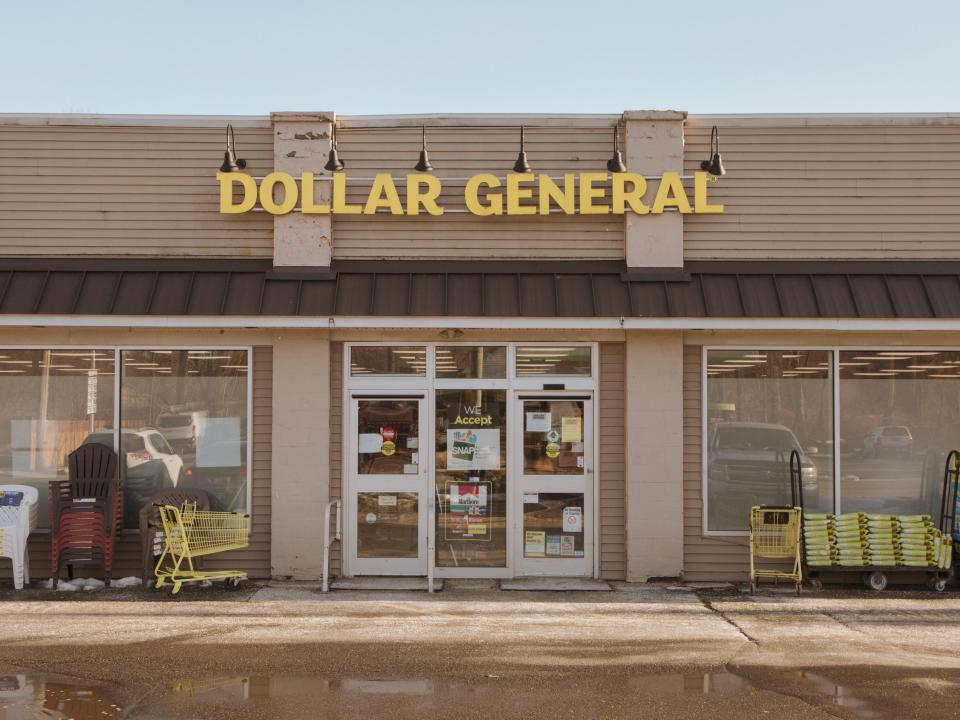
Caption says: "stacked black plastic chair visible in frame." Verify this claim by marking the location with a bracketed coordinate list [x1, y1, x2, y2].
[49, 443, 122, 589]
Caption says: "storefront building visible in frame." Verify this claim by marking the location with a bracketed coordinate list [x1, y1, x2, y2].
[2, 110, 960, 584]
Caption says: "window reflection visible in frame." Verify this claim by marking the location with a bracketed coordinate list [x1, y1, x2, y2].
[121, 350, 248, 521]
[435, 346, 506, 379]
[839, 350, 960, 517]
[0, 350, 115, 526]
[356, 400, 419, 475]
[706, 350, 834, 531]
[351, 347, 426, 376]
[515, 346, 591, 376]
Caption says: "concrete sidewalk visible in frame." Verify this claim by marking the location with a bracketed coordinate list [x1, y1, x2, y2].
[2, 583, 960, 718]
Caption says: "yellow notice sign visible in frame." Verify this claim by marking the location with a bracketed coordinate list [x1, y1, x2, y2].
[525, 531, 546, 557]
[561, 417, 582, 443]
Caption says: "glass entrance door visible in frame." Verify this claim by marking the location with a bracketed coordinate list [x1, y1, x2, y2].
[514, 396, 593, 576]
[347, 397, 427, 575]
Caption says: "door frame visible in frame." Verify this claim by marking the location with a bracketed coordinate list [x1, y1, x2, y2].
[512, 392, 595, 577]
[345, 393, 429, 576]
[341, 342, 601, 579]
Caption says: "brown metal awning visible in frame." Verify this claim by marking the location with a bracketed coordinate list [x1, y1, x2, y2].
[1, 258, 960, 319]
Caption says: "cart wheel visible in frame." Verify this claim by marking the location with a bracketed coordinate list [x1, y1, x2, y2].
[810, 578, 823, 592]
[224, 577, 242, 590]
[865, 571, 888, 591]
[749, 580, 757, 594]
[171, 582, 182, 595]
[928, 577, 948, 592]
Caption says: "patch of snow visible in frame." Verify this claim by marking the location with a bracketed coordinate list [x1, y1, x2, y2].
[112, 576, 142, 588]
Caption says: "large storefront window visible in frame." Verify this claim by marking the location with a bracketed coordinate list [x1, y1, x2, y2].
[435, 389, 507, 567]
[706, 350, 834, 531]
[120, 350, 248, 522]
[0, 350, 115, 527]
[0, 348, 249, 529]
[839, 350, 960, 517]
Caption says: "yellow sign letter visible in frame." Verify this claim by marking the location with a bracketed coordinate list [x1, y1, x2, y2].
[651, 172, 692, 214]
[364, 173, 404, 215]
[217, 171, 257, 214]
[579, 172, 610, 215]
[465, 174, 502, 216]
[539, 174, 575, 215]
[612, 173, 648, 215]
[694, 171, 724, 214]
[408, 174, 444, 216]
[332, 172, 362, 214]
[506, 173, 537, 216]
[259, 172, 298, 215]
[300, 172, 330, 214]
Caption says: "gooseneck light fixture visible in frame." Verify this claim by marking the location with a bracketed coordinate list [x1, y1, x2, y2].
[513, 126, 533, 173]
[414, 126, 434, 172]
[219, 124, 247, 173]
[324, 124, 345, 172]
[700, 125, 725, 177]
[606, 125, 627, 173]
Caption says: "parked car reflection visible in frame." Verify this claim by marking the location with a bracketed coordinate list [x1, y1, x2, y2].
[82, 429, 184, 526]
[707, 421, 821, 529]
[863, 425, 913, 458]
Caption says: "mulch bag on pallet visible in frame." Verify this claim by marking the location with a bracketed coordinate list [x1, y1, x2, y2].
[864, 514, 901, 567]
[803, 512, 837, 566]
[895, 514, 942, 568]
[835, 512, 869, 566]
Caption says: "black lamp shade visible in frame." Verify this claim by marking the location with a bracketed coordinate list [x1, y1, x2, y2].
[701, 126, 726, 177]
[219, 124, 247, 172]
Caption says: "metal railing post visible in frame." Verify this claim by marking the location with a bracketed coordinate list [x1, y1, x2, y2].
[321, 499, 342, 593]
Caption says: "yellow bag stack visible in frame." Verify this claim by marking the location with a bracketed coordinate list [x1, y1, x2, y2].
[835, 512, 870, 566]
[898, 515, 938, 568]
[865, 513, 900, 567]
[802, 512, 837, 566]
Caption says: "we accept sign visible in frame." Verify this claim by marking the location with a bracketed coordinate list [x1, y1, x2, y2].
[217, 171, 724, 216]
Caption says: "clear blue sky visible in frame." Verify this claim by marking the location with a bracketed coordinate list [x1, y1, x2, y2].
[3, 0, 957, 115]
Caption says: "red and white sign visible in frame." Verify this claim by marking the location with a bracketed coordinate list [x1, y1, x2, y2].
[380, 426, 396, 442]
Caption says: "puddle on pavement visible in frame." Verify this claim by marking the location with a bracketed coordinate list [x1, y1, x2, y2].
[0, 669, 889, 719]
[0, 673, 123, 719]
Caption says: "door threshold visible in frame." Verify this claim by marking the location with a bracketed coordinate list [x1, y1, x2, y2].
[330, 577, 443, 592]
[500, 577, 611, 592]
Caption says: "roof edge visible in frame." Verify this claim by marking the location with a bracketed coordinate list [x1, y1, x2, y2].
[0, 113, 271, 128]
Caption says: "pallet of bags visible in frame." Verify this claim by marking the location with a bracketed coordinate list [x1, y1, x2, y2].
[802, 512, 837, 566]
[834, 512, 870, 567]
[865, 513, 901, 567]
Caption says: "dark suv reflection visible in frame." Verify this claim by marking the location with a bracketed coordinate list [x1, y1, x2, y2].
[708, 422, 819, 528]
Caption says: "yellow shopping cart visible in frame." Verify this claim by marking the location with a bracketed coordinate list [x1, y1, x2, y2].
[154, 501, 249, 595]
[749, 505, 802, 595]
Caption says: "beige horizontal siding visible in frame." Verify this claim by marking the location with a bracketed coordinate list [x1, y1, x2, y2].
[599, 342, 626, 580]
[332, 127, 624, 259]
[0, 125, 273, 257]
[683, 119, 960, 260]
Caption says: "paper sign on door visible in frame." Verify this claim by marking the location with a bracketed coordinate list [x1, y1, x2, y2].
[561, 417, 582, 443]
[526, 412, 551, 433]
[525, 531, 546, 557]
[358, 433, 383, 453]
[562, 507, 583, 533]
